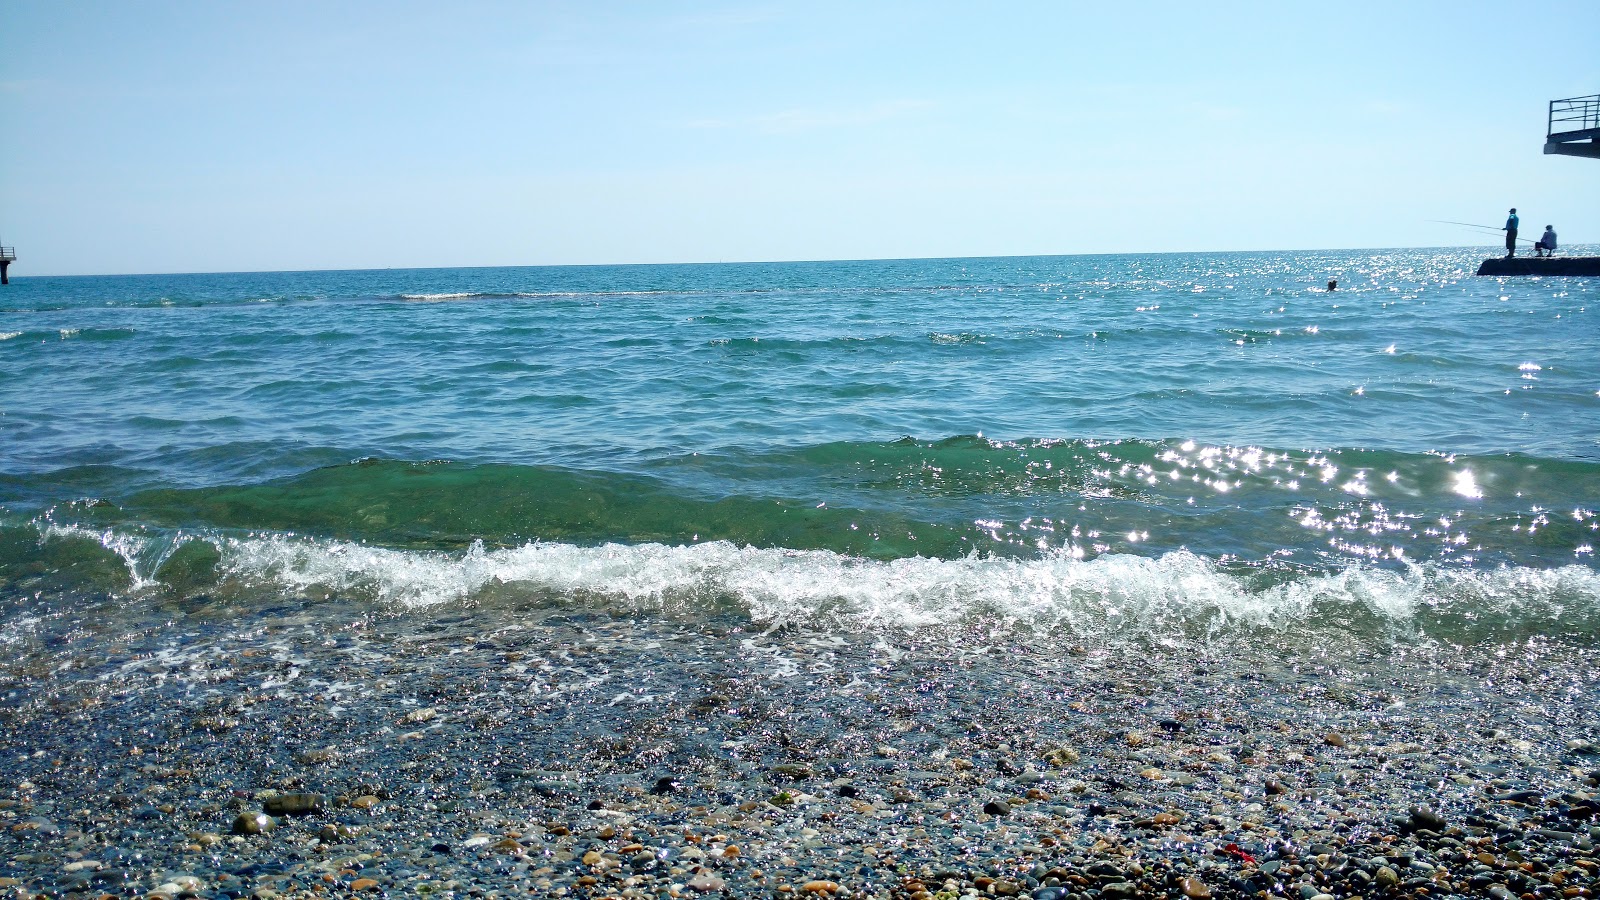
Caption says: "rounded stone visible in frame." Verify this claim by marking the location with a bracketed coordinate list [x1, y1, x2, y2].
[687, 872, 726, 892]
[231, 812, 275, 835]
[1408, 806, 1447, 831]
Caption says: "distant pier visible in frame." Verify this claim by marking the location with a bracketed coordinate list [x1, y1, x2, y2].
[1475, 95, 1599, 276]
[0, 246, 13, 285]
[1477, 256, 1600, 276]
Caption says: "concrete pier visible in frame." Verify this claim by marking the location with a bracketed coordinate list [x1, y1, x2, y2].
[0, 246, 13, 285]
[1476, 256, 1600, 276]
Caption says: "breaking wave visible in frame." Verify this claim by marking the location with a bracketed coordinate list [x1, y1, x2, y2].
[12, 522, 1600, 646]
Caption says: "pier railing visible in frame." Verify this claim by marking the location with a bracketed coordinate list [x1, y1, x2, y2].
[0, 247, 15, 262]
[1549, 94, 1600, 137]
[1545, 94, 1600, 159]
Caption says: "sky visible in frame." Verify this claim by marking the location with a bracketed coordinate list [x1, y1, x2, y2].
[2, 1, 1599, 275]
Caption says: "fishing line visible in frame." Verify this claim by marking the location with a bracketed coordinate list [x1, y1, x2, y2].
[1431, 220, 1537, 244]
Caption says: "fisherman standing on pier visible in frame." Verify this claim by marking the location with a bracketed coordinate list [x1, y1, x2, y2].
[1503, 208, 1519, 257]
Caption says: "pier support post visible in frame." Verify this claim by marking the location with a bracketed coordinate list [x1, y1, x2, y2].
[1, 261, 8, 285]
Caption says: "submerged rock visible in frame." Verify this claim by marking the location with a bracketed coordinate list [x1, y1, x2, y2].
[263, 792, 326, 816]
[231, 812, 275, 835]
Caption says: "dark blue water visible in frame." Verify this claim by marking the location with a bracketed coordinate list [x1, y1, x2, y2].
[2, 250, 1597, 642]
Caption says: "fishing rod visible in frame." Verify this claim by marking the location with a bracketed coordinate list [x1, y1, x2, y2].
[1431, 220, 1537, 244]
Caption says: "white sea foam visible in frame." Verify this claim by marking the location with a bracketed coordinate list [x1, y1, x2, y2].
[26, 520, 1600, 641]
[0, 615, 42, 646]
[195, 534, 1600, 640]
[0, 331, 21, 341]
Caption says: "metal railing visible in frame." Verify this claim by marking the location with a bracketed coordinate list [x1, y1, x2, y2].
[1549, 94, 1600, 137]
[0, 247, 15, 262]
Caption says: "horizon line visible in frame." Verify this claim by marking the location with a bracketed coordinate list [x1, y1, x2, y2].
[1, 242, 1585, 280]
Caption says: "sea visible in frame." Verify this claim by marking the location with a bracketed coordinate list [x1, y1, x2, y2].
[1, 248, 1597, 652]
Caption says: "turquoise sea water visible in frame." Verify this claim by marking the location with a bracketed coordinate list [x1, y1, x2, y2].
[2, 249, 1597, 644]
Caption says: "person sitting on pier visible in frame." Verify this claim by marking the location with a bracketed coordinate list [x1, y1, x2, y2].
[1503, 208, 1519, 258]
[1535, 225, 1557, 257]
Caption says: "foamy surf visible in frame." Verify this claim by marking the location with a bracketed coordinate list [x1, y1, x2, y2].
[27, 523, 1600, 644]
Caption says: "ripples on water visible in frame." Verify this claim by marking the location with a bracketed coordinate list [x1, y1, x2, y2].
[1, 249, 1596, 642]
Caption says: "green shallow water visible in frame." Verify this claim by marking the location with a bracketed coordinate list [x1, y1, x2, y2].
[6, 440, 1599, 566]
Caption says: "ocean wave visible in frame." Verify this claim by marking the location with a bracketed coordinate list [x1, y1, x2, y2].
[397, 292, 482, 301]
[0, 327, 137, 343]
[395, 290, 675, 302]
[13, 523, 1600, 645]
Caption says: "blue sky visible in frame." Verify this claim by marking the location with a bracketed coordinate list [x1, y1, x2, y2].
[2, 1, 1598, 275]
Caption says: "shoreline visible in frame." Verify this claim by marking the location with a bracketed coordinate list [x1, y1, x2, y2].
[3, 599, 1598, 899]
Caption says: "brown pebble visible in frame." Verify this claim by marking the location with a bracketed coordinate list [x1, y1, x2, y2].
[802, 881, 841, 894]
[1179, 876, 1212, 899]
[350, 795, 380, 809]
[1324, 732, 1347, 747]
[350, 879, 378, 891]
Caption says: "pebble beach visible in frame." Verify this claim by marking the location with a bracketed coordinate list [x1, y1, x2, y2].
[3, 589, 1598, 900]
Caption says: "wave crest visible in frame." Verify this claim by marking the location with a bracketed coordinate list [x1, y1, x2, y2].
[22, 523, 1598, 645]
